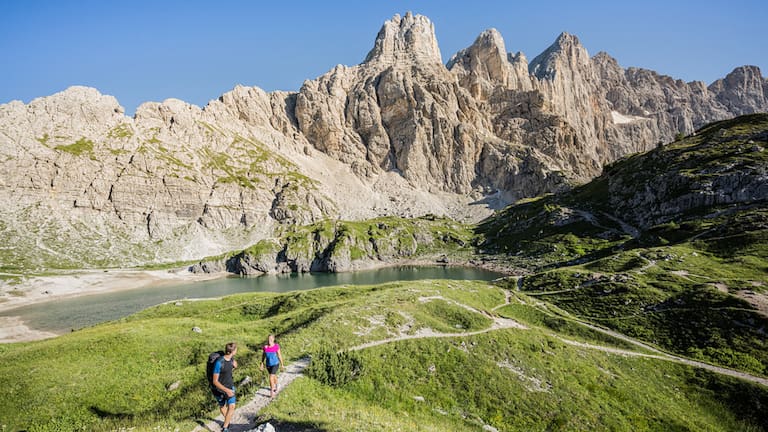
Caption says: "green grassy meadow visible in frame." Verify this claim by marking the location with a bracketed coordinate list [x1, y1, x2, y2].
[1, 280, 766, 431]
[478, 114, 768, 378]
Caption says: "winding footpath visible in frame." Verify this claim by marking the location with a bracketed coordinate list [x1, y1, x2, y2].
[193, 288, 768, 431]
[559, 320, 768, 387]
[193, 358, 310, 432]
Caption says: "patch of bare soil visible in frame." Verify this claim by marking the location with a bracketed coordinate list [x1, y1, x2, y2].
[736, 289, 768, 318]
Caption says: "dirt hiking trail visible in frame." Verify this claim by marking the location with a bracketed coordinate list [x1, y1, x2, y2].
[193, 290, 768, 431]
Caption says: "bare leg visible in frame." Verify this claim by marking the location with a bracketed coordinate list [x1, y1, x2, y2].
[270, 374, 277, 397]
[223, 402, 236, 428]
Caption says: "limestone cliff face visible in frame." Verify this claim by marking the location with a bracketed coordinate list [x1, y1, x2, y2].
[447, 28, 534, 98]
[709, 66, 768, 115]
[592, 52, 733, 157]
[0, 86, 339, 267]
[193, 216, 473, 276]
[295, 14, 577, 199]
[1, 12, 766, 268]
[364, 13, 443, 66]
[294, 12, 489, 195]
[601, 114, 768, 230]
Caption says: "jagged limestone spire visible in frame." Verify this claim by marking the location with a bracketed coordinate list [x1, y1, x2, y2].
[447, 28, 533, 94]
[364, 12, 442, 66]
[529, 32, 590, 80]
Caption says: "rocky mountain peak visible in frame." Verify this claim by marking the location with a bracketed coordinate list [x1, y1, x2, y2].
[0, 86, 127, 141]
[474, 28, 507, 53]
[554, 31, 580, 46]
[508, 51, 527, 63]
[529, 32, 590, 80]
[710, 65, 765, 89]
[1, 14, 767, 270]
[591, 51, 625, 83]
[31, 86, 125, 116]
[448, 28, 533, 94]
[363, 12, 442, 66]
[447, 28, 508, 87]
[591, 51, 619, 67]
[447, 28, 506, 71]
[709, 65, 767, 115]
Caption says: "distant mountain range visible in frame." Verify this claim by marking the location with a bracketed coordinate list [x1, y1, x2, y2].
[1, 12, 766, 270]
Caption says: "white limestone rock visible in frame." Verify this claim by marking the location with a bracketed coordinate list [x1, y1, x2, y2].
[1, 13, 766, 270]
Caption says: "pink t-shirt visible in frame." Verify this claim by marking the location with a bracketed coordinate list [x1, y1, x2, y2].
[264, 343, 280, 366]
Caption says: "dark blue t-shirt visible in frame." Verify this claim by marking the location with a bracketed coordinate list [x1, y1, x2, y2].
[213, 357, 234, 388]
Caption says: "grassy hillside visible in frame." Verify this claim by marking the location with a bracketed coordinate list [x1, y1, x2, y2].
[0, 280, 766, 431]
[478, 113, 768, 377]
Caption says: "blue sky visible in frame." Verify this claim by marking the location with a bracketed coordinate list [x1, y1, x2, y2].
[1, 0, 766, 115]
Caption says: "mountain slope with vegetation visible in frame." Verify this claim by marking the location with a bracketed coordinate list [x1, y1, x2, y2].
[1, 280, 766, 431]
[478, 113, 768, 376]
[189, 215, 476, 275]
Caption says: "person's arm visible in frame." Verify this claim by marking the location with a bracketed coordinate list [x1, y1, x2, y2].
[277, 348, 285, 370]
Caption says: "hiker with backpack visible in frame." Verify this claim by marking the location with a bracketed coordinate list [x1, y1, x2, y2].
[207, 342, 238, 432]
[259, 334, 284, 398]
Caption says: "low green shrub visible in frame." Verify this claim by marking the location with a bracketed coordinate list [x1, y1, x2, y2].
[306, 348, 365, 387]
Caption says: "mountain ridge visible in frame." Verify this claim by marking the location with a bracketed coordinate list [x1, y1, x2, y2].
[1, 12, 766, 269]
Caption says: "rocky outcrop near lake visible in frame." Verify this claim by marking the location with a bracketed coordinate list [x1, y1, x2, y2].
[190, 215, 475, 275]
[1, 12, 766, 270]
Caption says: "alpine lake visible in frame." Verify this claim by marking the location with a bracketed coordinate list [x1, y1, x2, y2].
[1, 266, 502, 335]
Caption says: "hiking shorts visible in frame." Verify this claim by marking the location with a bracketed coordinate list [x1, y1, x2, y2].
[213, 386, 236, 406]
[267, 364, 279, 375]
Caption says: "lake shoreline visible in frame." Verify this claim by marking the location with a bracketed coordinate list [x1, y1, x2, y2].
[0, 258, 514, 343]
[0, 268, 229, 315]
[0, 268, 229, 342]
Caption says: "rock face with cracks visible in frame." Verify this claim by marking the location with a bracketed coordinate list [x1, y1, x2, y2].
[1, 12, 766, 268]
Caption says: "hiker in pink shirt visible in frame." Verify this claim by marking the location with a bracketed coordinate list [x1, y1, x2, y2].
[259, 334, 284, 398]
